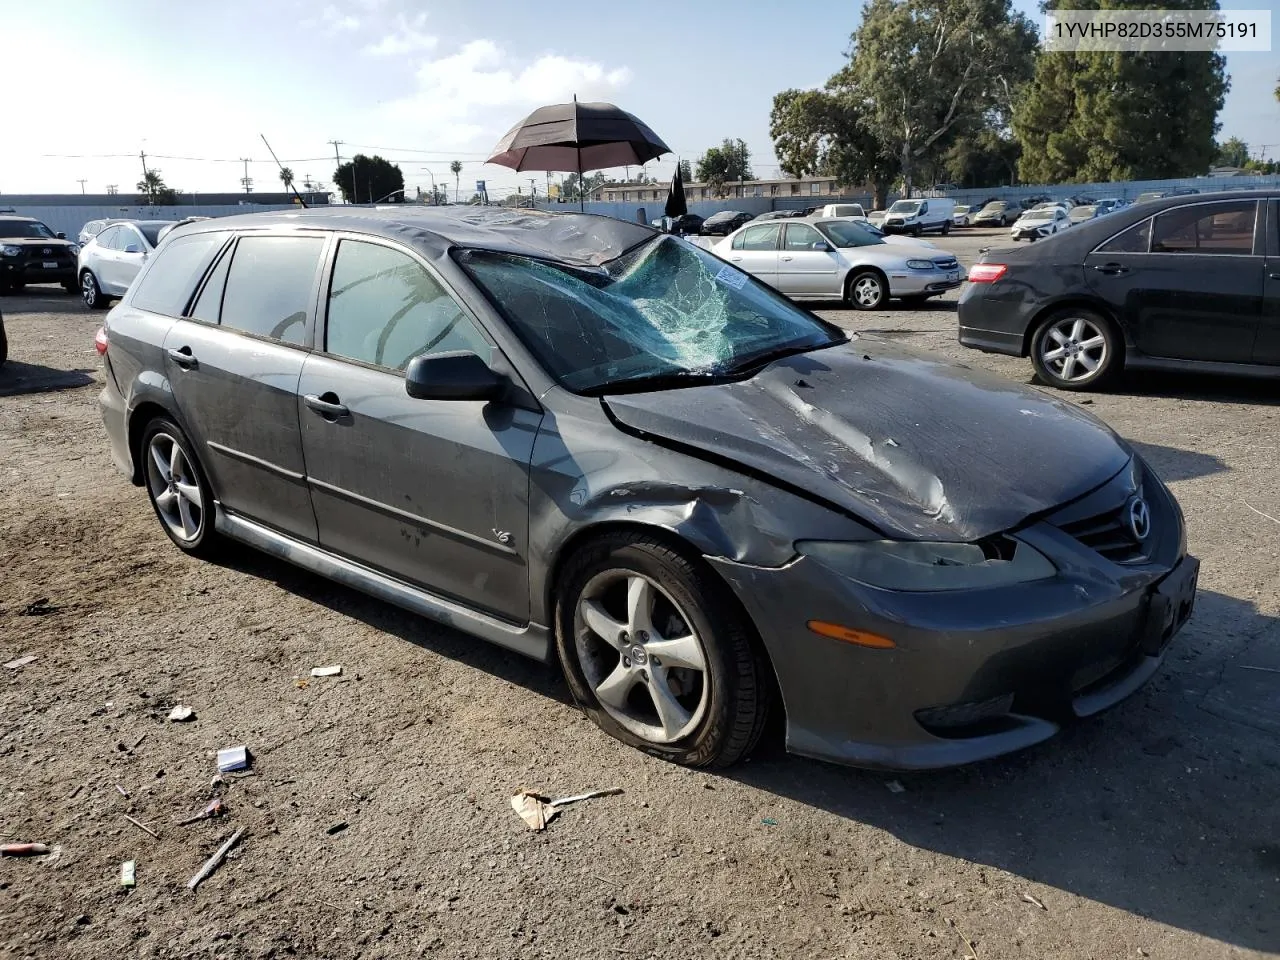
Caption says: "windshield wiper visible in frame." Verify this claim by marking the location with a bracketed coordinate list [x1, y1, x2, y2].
[582, 369, 737, 396]
[717, 339, 841, 376]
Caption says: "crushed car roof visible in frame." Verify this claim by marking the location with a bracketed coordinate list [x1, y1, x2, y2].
[174, 206, 658, 266]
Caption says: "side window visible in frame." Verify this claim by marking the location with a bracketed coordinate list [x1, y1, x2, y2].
[325, 240, 489, 371]
[1151, 201, 1257, 255]
[784, 224, 823, 250]
[219, 235, 326, 346]
[731, 230, 746, 250]
[1097, 219, 1152, 254]
[118, 228, 142, 253]
[189, 246, 232, 324]
[920, 203, 929, 214]
[96, 226, 120, 249]
[130, 232, 229, 317]
[740, 224, 781, 251]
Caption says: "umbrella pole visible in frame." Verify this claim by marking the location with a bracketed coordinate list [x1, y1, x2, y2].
[578, 145, 584, 212]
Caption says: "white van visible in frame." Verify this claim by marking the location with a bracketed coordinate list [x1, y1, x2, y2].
[815, 203, 867, 220]
[882, 198, 957, 236]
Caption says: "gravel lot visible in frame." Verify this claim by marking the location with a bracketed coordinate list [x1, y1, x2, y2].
[1, 226, 1277, 959]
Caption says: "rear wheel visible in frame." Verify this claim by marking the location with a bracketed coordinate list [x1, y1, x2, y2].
[845, 269, 887, 310]
[141, 418, 222, 556]
[941, 220, 951, 236]
[1030, 307, 1121, 391]
[555, 534, 771, 768]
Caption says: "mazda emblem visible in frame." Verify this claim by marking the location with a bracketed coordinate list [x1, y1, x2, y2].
[1127, 497, 1151, 542]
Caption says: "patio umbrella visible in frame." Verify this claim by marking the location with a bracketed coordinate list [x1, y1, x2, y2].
[664, 162, 688, 218]
[487, 97, 672, 210]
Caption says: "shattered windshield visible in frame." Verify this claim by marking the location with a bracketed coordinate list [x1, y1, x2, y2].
[458, 235, 843, 394]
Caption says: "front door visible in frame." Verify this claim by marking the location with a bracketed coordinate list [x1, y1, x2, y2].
[164, 232, 328, 542]
[723, 223, 780, 289]
[298, 237, 541, 622]
[1085, 200, 1263, 363]
[775, 222, 840, 296]
[1257, 200, 1280, 366]
[111, 224, 150, 296]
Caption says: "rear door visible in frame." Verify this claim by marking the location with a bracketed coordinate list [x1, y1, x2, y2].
[297, 236, 540, 621]
[723, 223, 780, 288]
[163, 231, 328, 542]
[91, 226, 123, 290]
[776, 222, 839, 296]
[1258, 199, 1280, 365]
[1085, 200, 1263, 363]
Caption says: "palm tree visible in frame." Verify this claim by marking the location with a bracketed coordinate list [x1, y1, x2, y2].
[136, 169, 167, 205]
[450, 160, 462, 204]
[278, 166, 295, 191]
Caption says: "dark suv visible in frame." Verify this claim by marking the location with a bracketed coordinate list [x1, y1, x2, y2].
[0, 217, 80, 294]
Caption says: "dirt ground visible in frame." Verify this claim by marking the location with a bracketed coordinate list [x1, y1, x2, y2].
[1, 227, 1277, 960]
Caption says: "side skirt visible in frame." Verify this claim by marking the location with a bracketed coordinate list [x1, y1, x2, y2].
[215, 506, 551, 662]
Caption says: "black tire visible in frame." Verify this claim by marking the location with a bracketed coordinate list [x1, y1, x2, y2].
[80, 270, 109, 310]
[845, 269, 888, 310]
[0, 317, 7, 366]
[139, 417, 222, 557]
[1029, 306, 1121, 391]
[941, 220, 951, 236]
[555, 533, 772, 768]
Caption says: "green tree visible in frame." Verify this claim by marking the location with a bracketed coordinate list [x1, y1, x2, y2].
[770, 87, 900, 208]
[842, 0, 1038, 196]
[940, 125, 1022, 187]
[136, 169, 177, 205]
[278, 166, 295, 191]
[1216, 137, 1250, 168]
[695, 139, 754, 197]
[1015, 0, 1228, 183]
[332, 154, 405, 204]
[449, 160, 463, 203]
[557, 171, 609, 201]
[678, 158, 693, 183]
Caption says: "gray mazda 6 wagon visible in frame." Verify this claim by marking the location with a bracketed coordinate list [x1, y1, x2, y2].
[97, 207, 1198, 770]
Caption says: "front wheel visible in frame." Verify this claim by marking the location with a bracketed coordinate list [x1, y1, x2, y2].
[941, 220, 951, 236]
[1030, 308, 1121, 391]
[81, 270, 109, 310]
[141, 418, 222, 556]
[555, 534, 771, 768]
[845, 269, 887, 310]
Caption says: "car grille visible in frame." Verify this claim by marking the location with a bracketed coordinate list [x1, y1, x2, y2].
[932, 256, 959, 270]
[1054, 490, 1149, 563]
[22, 246, 72, 263]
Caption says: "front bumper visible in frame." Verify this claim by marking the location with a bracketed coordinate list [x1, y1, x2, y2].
[708, 474, 1194, 770]
[1011, 226, 1050, 240]
[890, 271, 965, 296]
[0, 259, 76, 285]
[882, 220, 916, 234]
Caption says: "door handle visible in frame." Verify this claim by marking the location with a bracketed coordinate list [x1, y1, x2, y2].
[166, 346, 198, 369]
[729, 256, 743, 262]
[780, 255, 794, 261]
[304, 393, 349, 419]
[1269, 272, 1280, 281]
[1093, 263, 1130, 276]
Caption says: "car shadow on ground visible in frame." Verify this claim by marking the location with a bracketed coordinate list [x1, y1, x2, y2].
[1111, 369, 1280, 406]
[0, 289, 86, 315]
[1127, 440, 1229, 484]
[728, 588, 1280, 953]
[802, 298, 959, 313]
[0, 360, 95, 397]
[206, 546, 571, 706]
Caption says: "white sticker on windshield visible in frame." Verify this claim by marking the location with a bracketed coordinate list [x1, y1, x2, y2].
[714, 265, 748, 290]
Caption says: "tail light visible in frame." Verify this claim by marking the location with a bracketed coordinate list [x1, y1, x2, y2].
[94, 326, 108, 355]
[968, 263, 1007, 283]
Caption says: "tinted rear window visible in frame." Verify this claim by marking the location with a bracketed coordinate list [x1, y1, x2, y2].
[219, 235, 326, 346]
[130, 232, 230, 316]
[137, 222, 174, 246]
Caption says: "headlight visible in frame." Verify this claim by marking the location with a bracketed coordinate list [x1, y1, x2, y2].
[797, 537, 1056, 592]
[905, 259, 936, 270]
[69, 244, 81, 255]
[1, 245, 21, 257]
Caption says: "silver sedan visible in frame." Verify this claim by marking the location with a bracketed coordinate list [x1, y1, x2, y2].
[712, 218, 964, 309]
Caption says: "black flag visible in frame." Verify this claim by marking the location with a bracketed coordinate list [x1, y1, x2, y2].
[664, 162, 688, 218]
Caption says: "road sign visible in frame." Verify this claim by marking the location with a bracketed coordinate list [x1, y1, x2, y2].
[476, 180, 486, 192]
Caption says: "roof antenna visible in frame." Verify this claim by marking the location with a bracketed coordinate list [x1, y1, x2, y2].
[260, 133, 308, 208]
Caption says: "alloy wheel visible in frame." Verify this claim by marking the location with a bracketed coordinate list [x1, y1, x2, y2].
[1040, 316, 1108, 383]
[145, 432, 204, 542]
[574, 570, 710, 744]
[81, 272, 98, 308]
[852, 275, 883, 308]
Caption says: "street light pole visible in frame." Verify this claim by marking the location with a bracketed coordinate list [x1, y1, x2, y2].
[420, 168, 437, 204]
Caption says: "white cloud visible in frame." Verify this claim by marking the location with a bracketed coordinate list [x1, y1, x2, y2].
[378, 40, 632, 126]
[317, 4, 360, 33]
[363, 12, 438, 56]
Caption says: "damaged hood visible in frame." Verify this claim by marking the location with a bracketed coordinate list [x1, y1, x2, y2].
[603, 341, 1130, 541]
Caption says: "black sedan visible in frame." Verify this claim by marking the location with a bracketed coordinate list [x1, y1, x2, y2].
[958, 190, 1280, 390]
[700, 210, 754, 236]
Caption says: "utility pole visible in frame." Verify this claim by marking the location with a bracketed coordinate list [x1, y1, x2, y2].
[328, 139, 352, 203]
[529, 178, 537, 206]
[240, 158, 253, 195]
[77, 179, 87, 195]
[106, 184, 118, 195]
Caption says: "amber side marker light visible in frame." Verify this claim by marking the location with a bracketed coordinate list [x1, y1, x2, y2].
[806, 620, 896, 649]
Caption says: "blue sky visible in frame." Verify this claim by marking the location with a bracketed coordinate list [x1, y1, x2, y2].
[2, 0, 1277, 199]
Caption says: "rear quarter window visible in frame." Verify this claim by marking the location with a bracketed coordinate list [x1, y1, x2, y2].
[129, 232, 230, 316]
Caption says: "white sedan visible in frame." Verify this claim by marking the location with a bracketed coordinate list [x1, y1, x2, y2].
[712, 217, 964, 310]
[1010, 206, 1070, 242]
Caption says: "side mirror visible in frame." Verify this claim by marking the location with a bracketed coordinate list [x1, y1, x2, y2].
[123, 243, 141, 254]
[812, 240, 831, 251]
[56, 232, 67, 240]
[405, 351, 505, 402]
